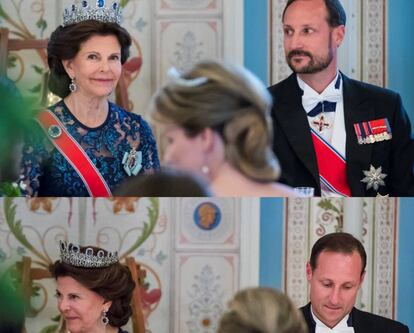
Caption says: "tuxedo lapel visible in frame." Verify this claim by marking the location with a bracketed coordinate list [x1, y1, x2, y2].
[351, 307, 369, 333]
[342, 74, 375, 195]
[302, 304, 356, 333]
[275, 74, 320, 186]
[300, 303, 316, 333]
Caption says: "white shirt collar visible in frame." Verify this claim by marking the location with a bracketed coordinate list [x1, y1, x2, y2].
[311, 304, 351, 329]
[297, 70, 342, 99]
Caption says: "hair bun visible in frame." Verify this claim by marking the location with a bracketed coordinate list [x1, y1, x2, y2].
[224, 111, 279, 182]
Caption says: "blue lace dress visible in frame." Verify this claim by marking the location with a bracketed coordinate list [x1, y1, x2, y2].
[19, 100, 160, 196]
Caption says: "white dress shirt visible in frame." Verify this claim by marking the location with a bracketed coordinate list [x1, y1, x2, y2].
[297, 71, 347, 197]
[311, 305, 354, 333]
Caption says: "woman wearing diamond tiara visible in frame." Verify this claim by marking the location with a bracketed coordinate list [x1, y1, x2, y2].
[150, 60, 296, 196]
[51, 241, 135, 333]
[18, 0, 160, 196]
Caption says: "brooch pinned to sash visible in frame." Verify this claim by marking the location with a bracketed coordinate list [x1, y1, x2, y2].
[353, 118, 392, 144]
[122, 148, 142, 176]
[48, 125, 62, 138]
[361, 165, 387, 191]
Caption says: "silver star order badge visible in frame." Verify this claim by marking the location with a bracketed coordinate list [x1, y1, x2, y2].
[361, 165, 387, 191]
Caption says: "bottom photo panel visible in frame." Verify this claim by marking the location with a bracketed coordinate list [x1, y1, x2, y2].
[0, 197, 413, 333]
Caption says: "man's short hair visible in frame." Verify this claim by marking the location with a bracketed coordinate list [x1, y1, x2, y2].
[310, 232, 367, 275]
[282, 0, 347, 27]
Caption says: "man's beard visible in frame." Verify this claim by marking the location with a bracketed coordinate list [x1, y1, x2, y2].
[286, 41, 334, 74]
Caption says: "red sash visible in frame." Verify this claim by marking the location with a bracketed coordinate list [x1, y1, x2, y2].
[37, 110, 112, 197]
[311, 130, 351, 197]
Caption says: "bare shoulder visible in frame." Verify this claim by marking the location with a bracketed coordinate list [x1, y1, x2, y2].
[271, 182, 298, 197]
[261, 182, 298, 197]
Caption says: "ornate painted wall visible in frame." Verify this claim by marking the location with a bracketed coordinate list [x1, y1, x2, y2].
[0, 197, 259, 333]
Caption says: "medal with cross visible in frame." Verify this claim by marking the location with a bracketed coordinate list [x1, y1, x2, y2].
[312, 114, 331, 132]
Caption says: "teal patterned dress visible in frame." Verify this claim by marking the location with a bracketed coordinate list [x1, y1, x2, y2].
[19, 100, 160, 196]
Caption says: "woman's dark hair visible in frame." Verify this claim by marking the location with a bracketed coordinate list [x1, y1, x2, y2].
[47, 20, 132, 98]
[115, 168, 212, 196]
[50, 246, 135, 327]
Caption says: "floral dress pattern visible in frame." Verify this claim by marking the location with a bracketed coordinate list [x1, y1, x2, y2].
[19, 100, 160, 196]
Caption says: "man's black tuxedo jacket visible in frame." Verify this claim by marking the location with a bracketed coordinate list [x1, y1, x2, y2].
[300, 303, 409, 333]
[268, 73, 414, 196]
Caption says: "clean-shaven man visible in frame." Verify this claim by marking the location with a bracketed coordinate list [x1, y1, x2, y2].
[301, 232, 409, 333]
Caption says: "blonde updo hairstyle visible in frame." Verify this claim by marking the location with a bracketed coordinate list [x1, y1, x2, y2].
[151, 60, 280, 182]
[218, 287, 308, 333]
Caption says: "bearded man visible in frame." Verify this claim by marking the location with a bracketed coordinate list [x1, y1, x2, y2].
[268, 0, 414, 196]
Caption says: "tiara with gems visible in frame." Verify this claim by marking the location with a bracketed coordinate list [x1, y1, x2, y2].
[63, 0, 123, 27]
[59, 240, 119, 268]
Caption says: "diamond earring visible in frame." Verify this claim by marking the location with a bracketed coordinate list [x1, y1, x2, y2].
[101, 310, 109, 325]
[69, 77, 77, 93]
[201, 165, 210, 175]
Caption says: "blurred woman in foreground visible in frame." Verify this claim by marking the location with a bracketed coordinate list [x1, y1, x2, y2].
[218, 287, 307, 333]
[151, 60, 295, 196]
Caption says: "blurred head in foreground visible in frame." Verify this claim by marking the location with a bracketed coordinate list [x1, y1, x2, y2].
[151, 60, 295, 196]
[115, 168, 211, 196]
[217, 287, 308, 333]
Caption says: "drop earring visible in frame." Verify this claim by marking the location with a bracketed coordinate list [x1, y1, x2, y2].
[69, 77, 77, 93]
[101, 310, 109, 325]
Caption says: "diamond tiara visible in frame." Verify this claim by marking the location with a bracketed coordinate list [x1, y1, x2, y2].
[63, 0, 123, 27]
[167, 67, 209, 87]
[59, 240, 119, 268]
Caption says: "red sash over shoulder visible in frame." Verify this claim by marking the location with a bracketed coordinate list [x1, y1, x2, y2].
[311, 129, 351, 197]
[37, 110, 112, 197]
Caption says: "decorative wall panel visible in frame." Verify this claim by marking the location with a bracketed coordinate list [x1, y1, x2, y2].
[284, 198, 309, 306]
[372, 198, 397, 317]
[174, 253, 238, 333]
[0, 0, 59, 102]
[170, 198, 248, 333]
[362, 0, 386, 86]
[156, 0, 222, 15]
[175, 198, 239, 250]
[270, 0, 291, 84]
[154, 19, 222, 87]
